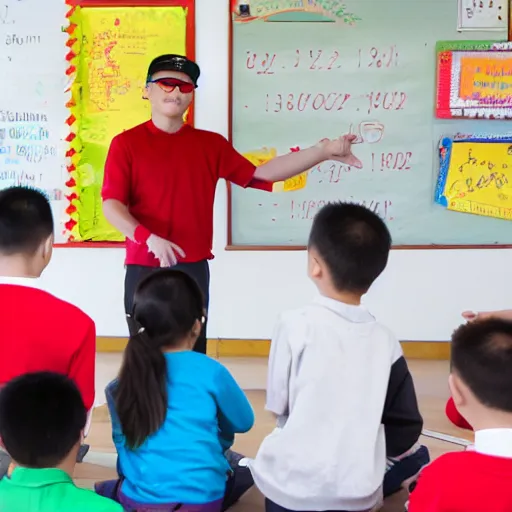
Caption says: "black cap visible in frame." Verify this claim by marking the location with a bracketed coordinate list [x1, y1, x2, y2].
[147, 54, 200, 86]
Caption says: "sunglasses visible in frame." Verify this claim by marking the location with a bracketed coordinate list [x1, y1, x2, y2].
[148, 78, 196, 94]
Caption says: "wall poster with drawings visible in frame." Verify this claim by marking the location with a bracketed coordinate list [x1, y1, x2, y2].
[0, 0, 195, 245]
[66, 0, 195, 242]
[457, 0, 508, 31]
[0, 0, 69, 243]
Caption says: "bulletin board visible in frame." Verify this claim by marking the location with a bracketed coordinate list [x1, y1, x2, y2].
[227, 0, 512, 249]
[65, 0, 195, 243]
[0, 0, 194, 245]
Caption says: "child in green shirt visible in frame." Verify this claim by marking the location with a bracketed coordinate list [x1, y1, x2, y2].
[0, 372, 121, 512]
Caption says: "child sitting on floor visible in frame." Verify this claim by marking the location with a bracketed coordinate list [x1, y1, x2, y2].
[0, 372, 122, 512]
[250, 202, 429, 512]
[96, 269, 255, 512]
[445, 309, 512, 433]
[0, 186, 95, 477]
[408, 319, 512, 511]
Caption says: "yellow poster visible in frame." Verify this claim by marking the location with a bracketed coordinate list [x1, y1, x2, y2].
[436, 139, 512, 221]
[242, 147, 308, 192]
[68, 6, 187, 241]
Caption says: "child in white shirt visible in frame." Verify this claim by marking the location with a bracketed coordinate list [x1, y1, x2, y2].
[250, 202, 429, 512]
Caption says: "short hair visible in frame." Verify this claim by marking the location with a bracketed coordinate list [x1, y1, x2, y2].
[308, 202, 391, 293]
[0, 186, 54, 255]
[451, 320, 512, 412]
[0, 372, 86, 468]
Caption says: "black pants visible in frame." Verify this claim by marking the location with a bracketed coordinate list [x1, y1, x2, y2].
[124, 261, 210, 354]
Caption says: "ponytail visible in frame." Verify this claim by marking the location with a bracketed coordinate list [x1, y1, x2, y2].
[115, 268, 205, 449]
[115, 329, 167, 449]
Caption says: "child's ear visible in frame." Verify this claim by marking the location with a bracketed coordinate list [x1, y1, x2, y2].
[448, 373, 465, 408]
[308, 253, 322, 280]
[191, 319, 201, 338]
[142, 85, 149, 100]
[41, 234, 54, 263]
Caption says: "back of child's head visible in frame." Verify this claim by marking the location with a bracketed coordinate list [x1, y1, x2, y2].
[0, 186, 54, 256]
[117, 269, 205, 449]
[0, 372, 86, 468]
[308, 202, 391, 293]
[451, 319, 512, 413]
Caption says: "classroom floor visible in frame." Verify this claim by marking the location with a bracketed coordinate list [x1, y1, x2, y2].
[77, 356, 472, 512]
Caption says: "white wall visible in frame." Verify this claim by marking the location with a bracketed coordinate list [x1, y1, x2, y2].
[40, 0, 512, 341]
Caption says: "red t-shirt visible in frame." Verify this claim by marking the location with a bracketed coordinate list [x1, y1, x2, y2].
[408, 451, 512, 511]
[0, 282, 95, 410]
[102, 121, 272, 266]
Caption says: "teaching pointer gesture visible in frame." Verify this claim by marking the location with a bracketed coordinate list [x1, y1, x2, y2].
[318, 134, 363, 169]
[146, 234, 186, 267]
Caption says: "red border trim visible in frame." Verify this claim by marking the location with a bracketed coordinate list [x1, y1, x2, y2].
[55, 241, 125, 248]
[71, 0, 189, 5]
[436, 51, 454, 119]
[62, 0, 195, 247]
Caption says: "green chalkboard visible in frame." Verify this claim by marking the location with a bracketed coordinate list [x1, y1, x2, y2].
[229, 0, 512, 247]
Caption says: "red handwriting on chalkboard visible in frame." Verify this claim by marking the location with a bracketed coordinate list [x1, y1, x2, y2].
[291, 198, 393, 220]
[366, 91, 407, 115]
[358, 46, 399, 69]
[245, 47, 399, 73]
[307, 50, 341, 70]
[309, 162, 360, 184]
[265, 92, 351, 112]
[246, 52, 277, 75]
[371, 152, 412, 172]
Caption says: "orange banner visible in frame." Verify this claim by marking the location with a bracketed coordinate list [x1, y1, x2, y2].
[459, 56, 512, 101]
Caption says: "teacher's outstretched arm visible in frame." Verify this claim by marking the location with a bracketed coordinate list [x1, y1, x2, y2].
[253, 134, 362, 183]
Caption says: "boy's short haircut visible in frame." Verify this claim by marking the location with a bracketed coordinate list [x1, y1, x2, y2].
[0, 186, 54, 255]
[308, 202, 392, 293]
[451, 319, 512, 413]
[0, 372, 87, 468]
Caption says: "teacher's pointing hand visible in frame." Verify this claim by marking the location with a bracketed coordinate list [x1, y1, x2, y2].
[146, 234, 186, 267]
[318, 134, 363, 169]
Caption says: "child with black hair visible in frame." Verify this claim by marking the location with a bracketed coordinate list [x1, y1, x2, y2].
[409, 319, 512, 511]
[95, 269, 255, 511]
[0, 186, 95, 476]
[250, 202, 429, 512]
[445, 309, 512, 433]
[0, 372, 122, 512]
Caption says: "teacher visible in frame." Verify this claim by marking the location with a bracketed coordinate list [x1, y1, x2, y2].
[102, 54, 361, 353]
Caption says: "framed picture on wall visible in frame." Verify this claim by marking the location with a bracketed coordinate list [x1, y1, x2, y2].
[457, 0, 508, 30]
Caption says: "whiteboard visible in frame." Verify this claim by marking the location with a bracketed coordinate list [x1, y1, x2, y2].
[0, 0, 69, 243]
[229, 0, 512, 247]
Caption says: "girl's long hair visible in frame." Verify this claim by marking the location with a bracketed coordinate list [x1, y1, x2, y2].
[115, 269, 205, 449]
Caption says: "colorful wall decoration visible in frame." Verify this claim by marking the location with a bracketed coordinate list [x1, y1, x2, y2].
[436, 134, 512, 221]
[230, 0, 360, 23]
[436, 40, 512, 119]
[64, 0, 194, 242]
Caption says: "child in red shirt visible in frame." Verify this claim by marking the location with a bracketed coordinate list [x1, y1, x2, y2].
[408, 318, 512, 512]
[0, 187, 96, 477]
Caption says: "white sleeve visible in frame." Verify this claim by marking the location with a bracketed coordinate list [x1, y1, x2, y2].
[265, 316, 292, 416]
